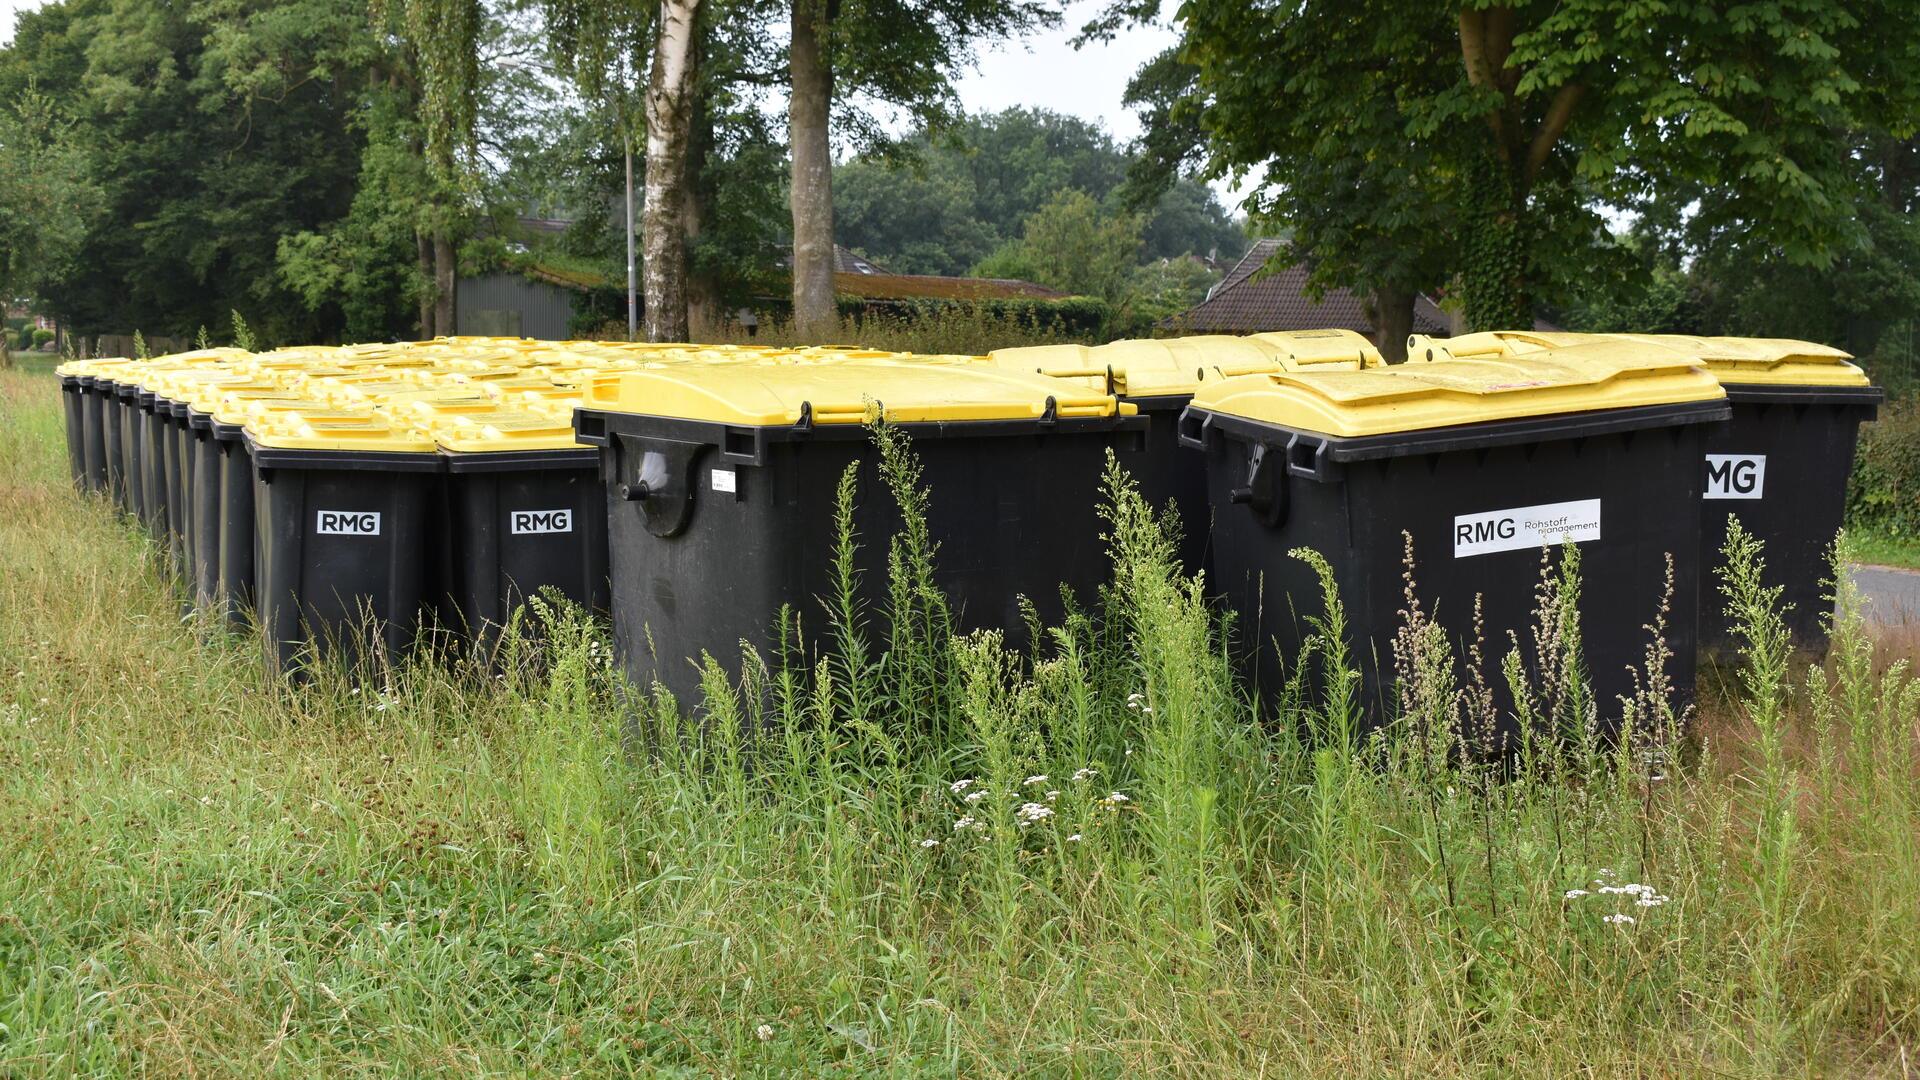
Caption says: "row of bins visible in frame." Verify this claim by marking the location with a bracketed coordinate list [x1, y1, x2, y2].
[57, 331, 1881, 741]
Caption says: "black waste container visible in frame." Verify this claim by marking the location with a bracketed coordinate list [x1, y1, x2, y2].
[168, 398, 197, 579]
[429, 407, 611, 650]
[136, 388, 172, 539]
[198, 391, 325, 631]
[78, 372, 113, 493]
[57, 366, 88, 489]
[1182, 344, 1729, 748]
[573, 359, 1146, 709]
[989, 329, 1382, 580]
[1410, 331, 1885, 658]
[108, 376, 140, 515]
[247, 410, 442, 674]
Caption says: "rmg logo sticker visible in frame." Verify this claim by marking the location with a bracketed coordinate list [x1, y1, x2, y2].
[1703, 454, 1765, 500]
[316, 510, 381, 536]
[511, 509, 573, 535]
[1454, 499, 1602, 558]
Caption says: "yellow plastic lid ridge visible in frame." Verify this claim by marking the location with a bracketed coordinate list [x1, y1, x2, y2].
[988, 331, 1379, 398]
[425, 409, 587, 453]
[1189, 352, 1726, 438]
[1408, 331, 1870, 388]
[583, 359, 1125, 426]
[245, 408, 436, 452]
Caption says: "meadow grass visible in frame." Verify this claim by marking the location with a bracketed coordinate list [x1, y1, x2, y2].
[1, 365, 1918, 1076]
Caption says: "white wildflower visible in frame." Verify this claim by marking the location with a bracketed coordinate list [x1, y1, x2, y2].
[1564, 889, 1589, 899]
[1044, 790, 1060, 801]
[1024, 774, 1048, 786]
[755, 1023, 775, 1042]
[949, 779, 974, 795]
[1016, 802, 1054, 825]
[919, 838, 940, 849]
[964, 790, 985, 805]
[1071, 767, 1097, 782]
[953, 816, 975, 832]
[1103, 791, 1130, 805]
[1602, 913, 1635, 926]
[1066, 833, 1082, 843]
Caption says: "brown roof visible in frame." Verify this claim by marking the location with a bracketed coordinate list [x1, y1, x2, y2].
[834, 272, 1067, 301]
[1169, 239, 1450, 336]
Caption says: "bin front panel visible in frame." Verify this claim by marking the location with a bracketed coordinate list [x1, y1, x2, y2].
[1207, 421, 1707, 747]
[216, 435, 257, 630]
[120, 394, 145, 519]
[102, 390, 128, 509]
[170, 416, 194, 575]
[80, 383, 109, 491]
[252, 463, 435, 674]
[1699, 398, 1875, 655]
[443, 464, 610, 644]
[60, 380, 87, 488]
[601, 425, 1141, 710]
[190, 425, 224, 610]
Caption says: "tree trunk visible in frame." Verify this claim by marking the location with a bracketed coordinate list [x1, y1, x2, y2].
[643, 0, 702, 342]
[1369, 286, 1415, 363]
[416, 231, 437, 337]
[433, 232, 457, 337]
[788, 0, 836, 341]
[684, 87, 717, 337]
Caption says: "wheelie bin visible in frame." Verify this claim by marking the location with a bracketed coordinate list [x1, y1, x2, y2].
[573, 359, 1147, 709]
[988, 329, 1383, 577]
[1181, 341, 1730, 747]
[72, 361, 126, 494]
[197, 387, 321, 629]
[1409, 331, 1883, 657]
[56, 361, 89, 489]
[246, 407, 443, 674]
[419, 401, 610, 651]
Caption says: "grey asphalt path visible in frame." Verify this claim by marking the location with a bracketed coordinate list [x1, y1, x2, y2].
[1851, 564, 1920, 628]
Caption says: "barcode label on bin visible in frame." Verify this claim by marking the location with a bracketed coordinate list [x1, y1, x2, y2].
[1703, 454, 1766, 500]
[511, 509, 573, 534]
[711, 468, 736, 493]
[316, 510, 381, 536]
[1454, 499, 1600, 558]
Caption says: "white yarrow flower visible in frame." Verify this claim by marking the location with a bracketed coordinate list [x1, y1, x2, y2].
[949, 779, 974, 795]
[1602, 913, 1635, 926]
[1024, 774, 1048, 786]
[1066, 833, 1082, 842]
[919, 838, 940, 849]
[953, 816, 975, 832]
[1104, 791, 1130, 805]
[1564, 888, 1589, 899]
[964, 790, 985, 804]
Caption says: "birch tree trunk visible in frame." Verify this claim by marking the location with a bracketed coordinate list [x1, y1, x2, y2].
[643, 0, 701, 342]
[787, 0, 836, 341]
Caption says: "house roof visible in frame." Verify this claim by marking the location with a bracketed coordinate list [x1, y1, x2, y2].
[833, 272, 1067, 302]
[1169, 239, 1450, 336]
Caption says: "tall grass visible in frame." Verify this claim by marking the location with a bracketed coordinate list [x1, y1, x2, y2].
[2, 366, 1918, 1074]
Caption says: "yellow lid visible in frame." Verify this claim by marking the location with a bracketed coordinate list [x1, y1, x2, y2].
[245, 407, 437, 453]
[1408, 331, 1869, 389]
[211, 392, 333, 426]
[1190, 343, 1726, 438]
[989, 329, 1379, 398]
[421, 408, 587, 453]
[583, 358, 1130, 426]
[185, 377, 283, 413]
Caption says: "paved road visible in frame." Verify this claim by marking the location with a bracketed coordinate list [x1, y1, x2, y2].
[1852, 564, 1920, 627]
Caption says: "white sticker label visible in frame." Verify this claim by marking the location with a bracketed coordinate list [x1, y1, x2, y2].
[711, 468, 737, 493]
[1703, 454, 1766, 500]
[316, 510, 381, 536]
[1454, 499, 1601, 558]
[510, 509, 573, 534]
